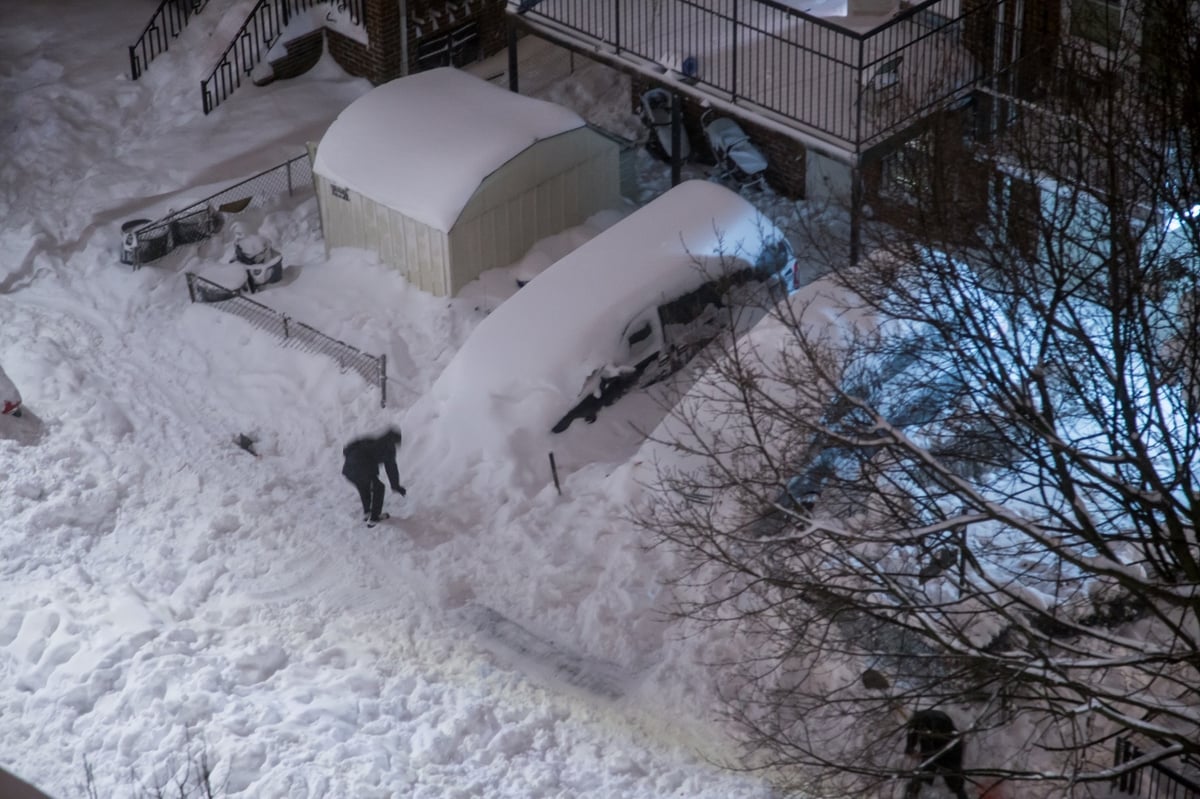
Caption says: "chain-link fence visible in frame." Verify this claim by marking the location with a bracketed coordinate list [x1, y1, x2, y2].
[121, 153, 313, 268]
[185, 272, 388, 407]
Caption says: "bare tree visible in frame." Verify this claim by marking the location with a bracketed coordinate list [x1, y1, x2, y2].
[638, 0, 1199, 795]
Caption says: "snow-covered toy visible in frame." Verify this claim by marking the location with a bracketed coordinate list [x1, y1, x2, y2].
[1, 364, 22, 418]
[234, 232, 283, 291]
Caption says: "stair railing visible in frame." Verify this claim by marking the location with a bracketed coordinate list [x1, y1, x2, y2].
[201, 0, 363, 115]
[129, 0, 210, 80]
[1113, 736, 1200, 799]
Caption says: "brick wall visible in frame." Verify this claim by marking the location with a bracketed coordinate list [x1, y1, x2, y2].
[267, 29, 325, 82]
[328, 0, 509, 83]
[748, 121, 807, 198]
[476, 0, 508, 66]
[363, 0, 405, 82]
[630, 75, 807, 198]
[328, 29, 371, 79]
[862, 110, 993, 246]
[325, 0, 405, 84]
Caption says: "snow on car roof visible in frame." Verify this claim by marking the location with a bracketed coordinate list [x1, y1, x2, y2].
[312, 67, 586, 232]
[420, 180, 786, 460]
[437, 180, 783, 396]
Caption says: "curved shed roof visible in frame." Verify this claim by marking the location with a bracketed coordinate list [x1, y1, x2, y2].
[312, 67, 587, 232]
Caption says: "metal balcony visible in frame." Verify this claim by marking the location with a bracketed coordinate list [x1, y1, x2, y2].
[509, 0, 997, 163]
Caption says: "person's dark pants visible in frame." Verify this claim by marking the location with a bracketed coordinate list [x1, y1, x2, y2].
[346, 474, 385, 520]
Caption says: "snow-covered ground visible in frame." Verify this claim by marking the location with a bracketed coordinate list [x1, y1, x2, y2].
[0, 2, 823, 797]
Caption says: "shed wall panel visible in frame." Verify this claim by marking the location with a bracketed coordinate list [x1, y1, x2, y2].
[447, 129, 620, 293]
[319, 126, 619, 297]
[316, 173, 451, 295]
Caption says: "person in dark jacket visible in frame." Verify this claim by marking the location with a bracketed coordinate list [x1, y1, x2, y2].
[904, 709, 969, 799]
[341, 428, 406, 527]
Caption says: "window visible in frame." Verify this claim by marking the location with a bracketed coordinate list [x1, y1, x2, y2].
[450, 21, 480, 64]
[621, 311, 661, 371]
[626, 321, 652, 347]
[1069, 0, 1122, 50]
[881, 132, 933, 200]
[659, 283, 724, 327]
[989, 171, 1039, 256]
[416, 36, 448, 71]
[416, 21, 480, 72]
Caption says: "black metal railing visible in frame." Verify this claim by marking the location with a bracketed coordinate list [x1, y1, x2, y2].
[185, 273, 388, 407]
[122, 154, 313, 268]
[511, 0, 999, 153]
[129, 0, 210, 80]
[201, 0, 363, 114]
[1113, 737, 1200, 799]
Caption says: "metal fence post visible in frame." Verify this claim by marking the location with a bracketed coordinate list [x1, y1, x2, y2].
[731, 0, 739, 100]
[282, 314, 290, 339]
[614, 0, 621, 55]
[508, 21, 520, 93]
[379, 353, 387, 408]
[855, 36, 865, 149]
[1112, 737, 1123, 794]
[670, 91, 682, 186]
[1116, 738, 1136, 795]
[186, 272, 197, 303]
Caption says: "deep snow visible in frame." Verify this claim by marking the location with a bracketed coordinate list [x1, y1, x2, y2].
[0, 2, 811, 797]
[312, 66, 588, 232]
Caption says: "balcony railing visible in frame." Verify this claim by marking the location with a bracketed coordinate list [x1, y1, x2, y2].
[1113, 737, 1200, 799]
[510, 0, 997, 155]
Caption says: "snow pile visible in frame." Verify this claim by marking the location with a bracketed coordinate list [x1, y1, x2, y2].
[0, 4, 778, 798]
[401, 180, 791, 497]
[312, 67, 587, 231]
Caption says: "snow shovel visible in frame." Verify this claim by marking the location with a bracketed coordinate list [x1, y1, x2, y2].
[217, 196, 253, 214]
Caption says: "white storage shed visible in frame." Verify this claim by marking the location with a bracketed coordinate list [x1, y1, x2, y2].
[312, 67, 622, 296]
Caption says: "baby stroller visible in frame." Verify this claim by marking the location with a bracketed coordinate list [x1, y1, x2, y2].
[639, 88, 690, 163]
[702, 109, 768, 192]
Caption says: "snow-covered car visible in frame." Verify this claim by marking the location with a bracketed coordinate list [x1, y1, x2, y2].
[639, 275, 877, 504]
[429, 179, 797, 442]
[752, 339, 980, 533]
[641, 252, 1006, 532]
[0, 365, 22, 417]
[751, 250, 1017, 527]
